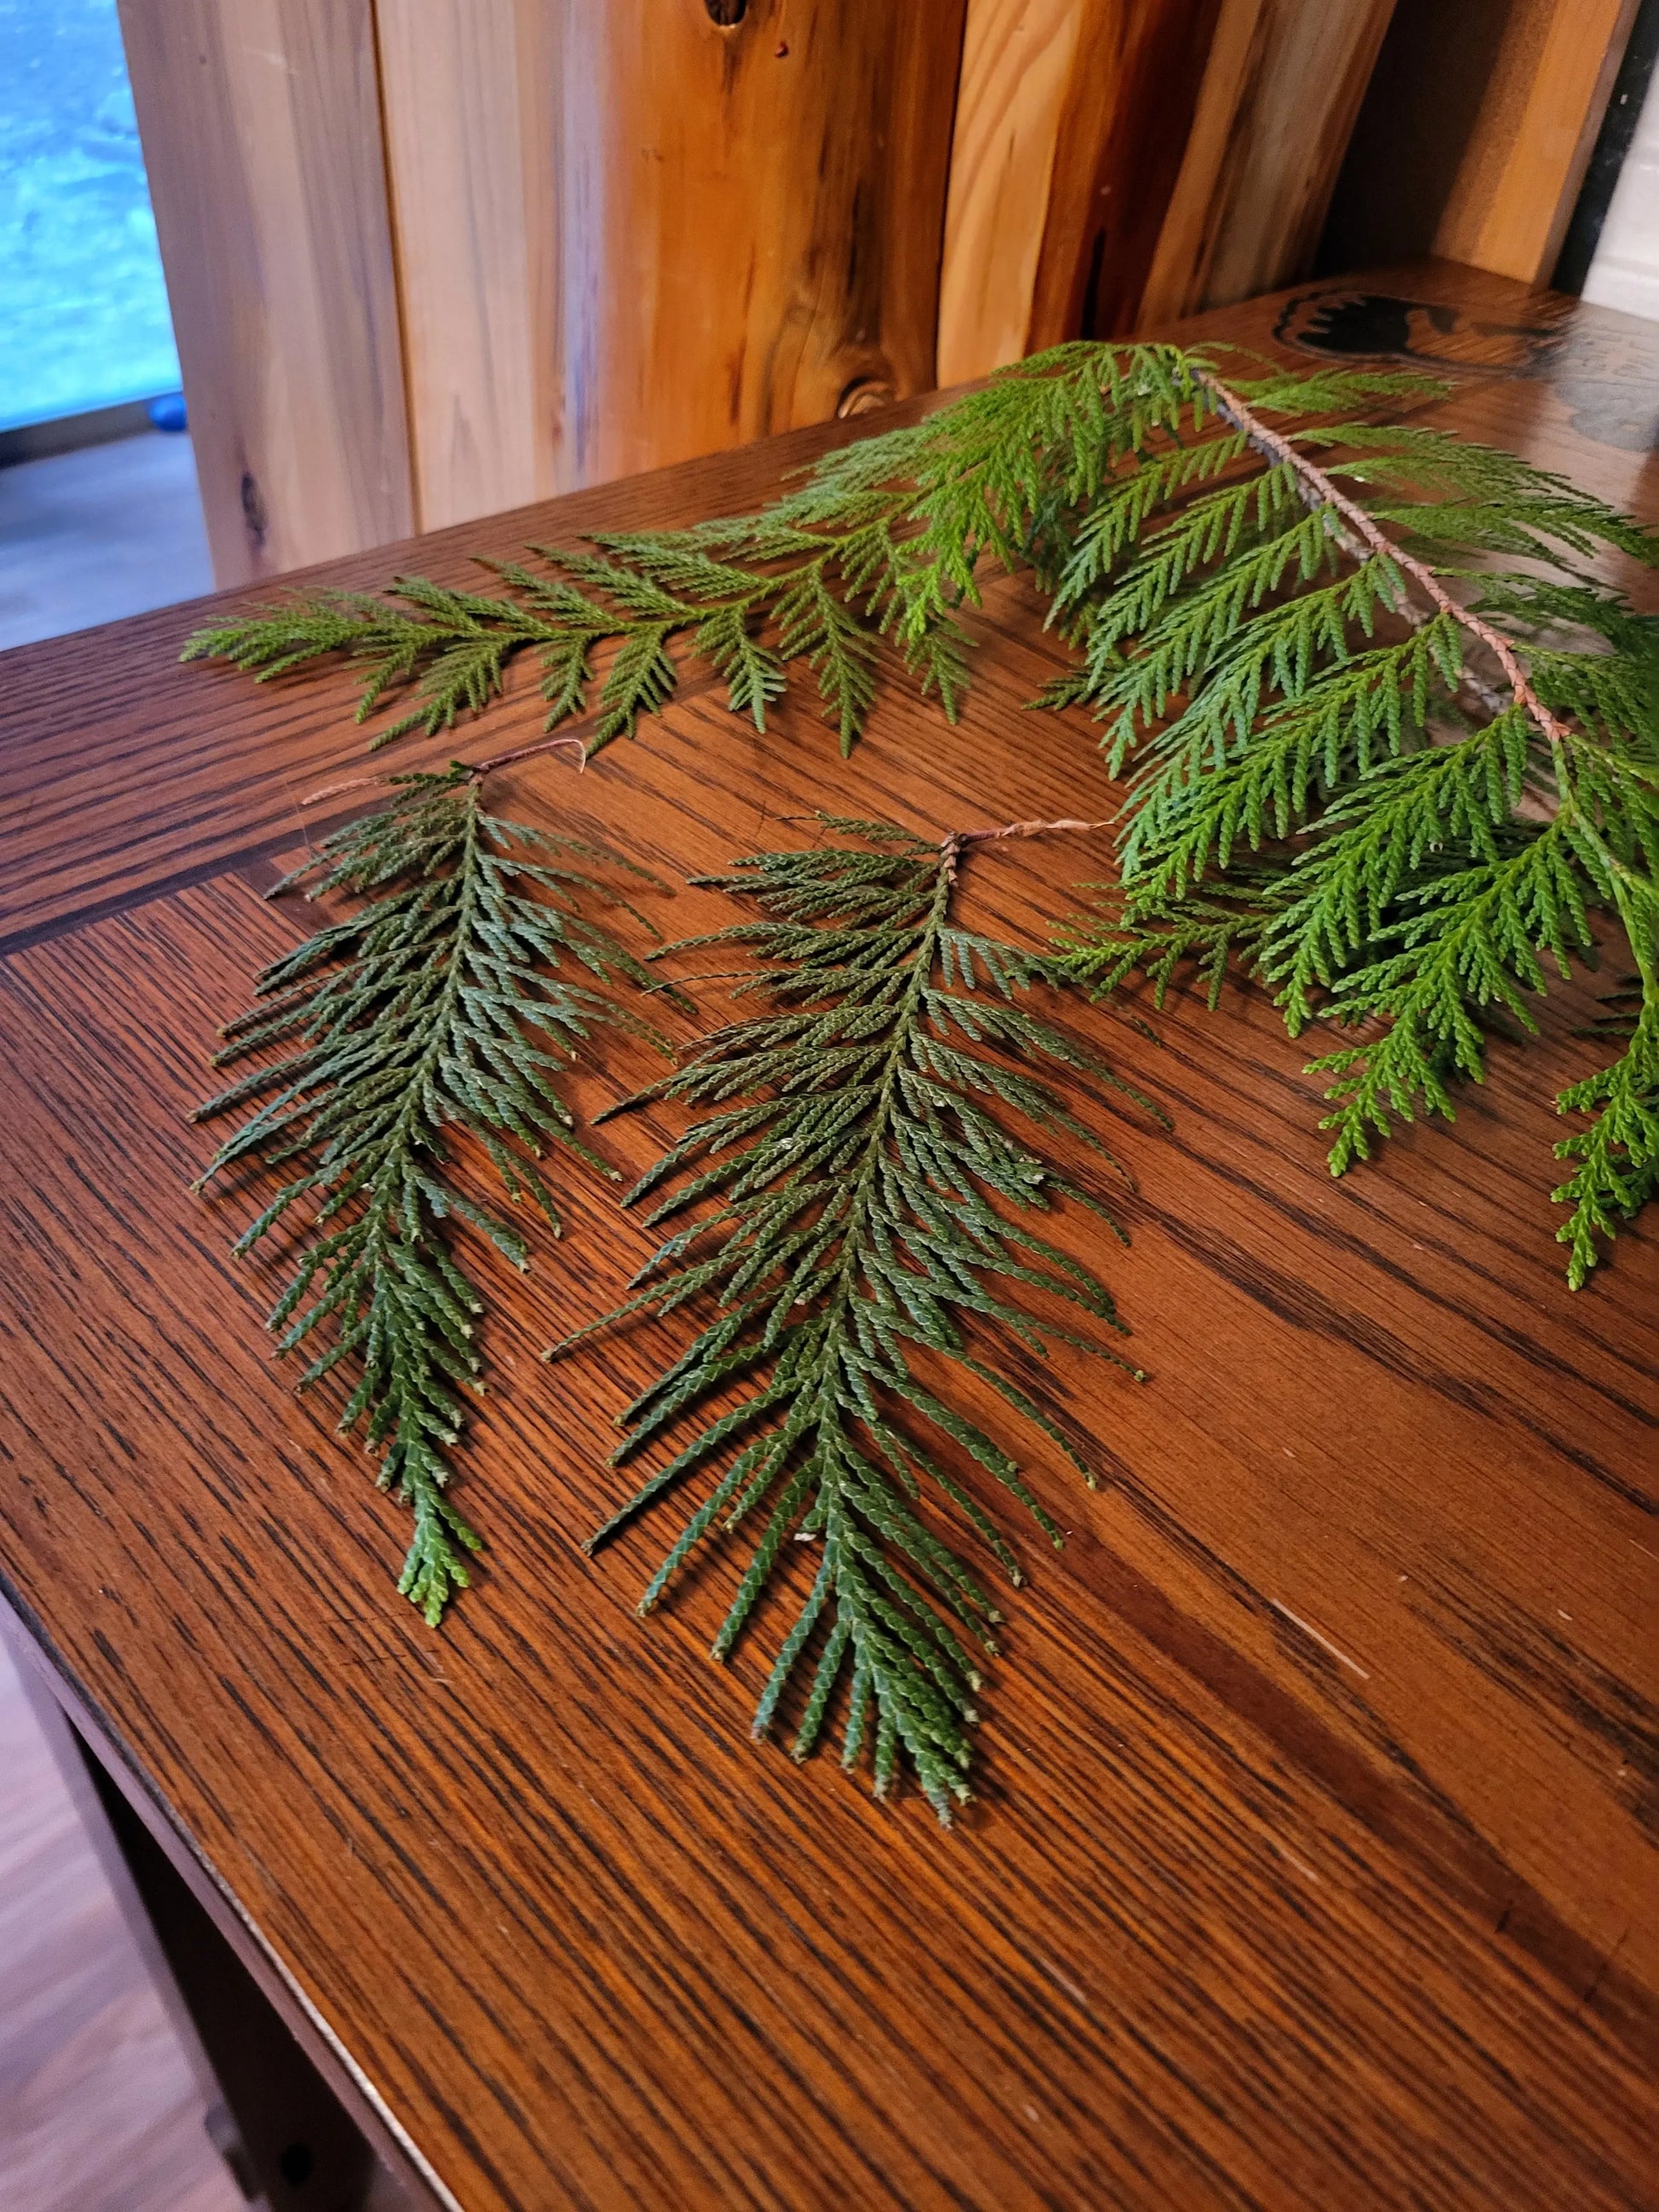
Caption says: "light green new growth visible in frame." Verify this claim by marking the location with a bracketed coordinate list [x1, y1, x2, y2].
[177, 344, 1206, 756]
[548, 820, 1160, 1819]
[1552, 982, 1659, 1289]
[1040, 365, 1659, 1286]
[185, 340, 1659, 1283]
[194, 770, 673, 1620]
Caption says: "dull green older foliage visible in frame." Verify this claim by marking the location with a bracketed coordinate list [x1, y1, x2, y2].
[194, 769, 674, 1621]
[550, 821, 1159, 1819]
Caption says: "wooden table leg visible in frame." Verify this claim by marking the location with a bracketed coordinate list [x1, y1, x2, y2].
[3, 1615, 415, 2212]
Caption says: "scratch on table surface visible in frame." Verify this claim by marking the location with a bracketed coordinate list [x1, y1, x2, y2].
[1575, 1926, 1630, 2019]
[1271, 1600, 1371, 1679]
[1036, 1957, 1090, 2012]
[1275, 1841, 1323, 1885]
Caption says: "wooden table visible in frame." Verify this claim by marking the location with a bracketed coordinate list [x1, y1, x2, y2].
[3, 262, 1655, 2212]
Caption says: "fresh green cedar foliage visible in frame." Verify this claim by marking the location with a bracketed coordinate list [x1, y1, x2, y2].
[1039, 367, 1659, 1286]
[176, 344, 1211, 755]
[194, 770, 673, 1621]
[1551, 980, 1659, 1289]
[185, 340, 1659, 1282]
[549, 822, 1159, 1819]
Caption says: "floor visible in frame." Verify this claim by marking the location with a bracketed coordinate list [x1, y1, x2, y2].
[0, 1640, 241, 2212]
[0, 426, 213, 650]
[1, 425, 234, 2210]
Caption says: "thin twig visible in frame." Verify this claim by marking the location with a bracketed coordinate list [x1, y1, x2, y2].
[301, 731, 587, 807]
[940, 817, 1110, 880]
[300, 767, 408, 807]
[1194, 369, 1561, 740]
[465, 731, 591, 781]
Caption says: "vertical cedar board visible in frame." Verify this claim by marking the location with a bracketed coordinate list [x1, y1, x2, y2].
[939, 0, 1397, 381]
[1430, 0, 1639, 283]
[116, 0, 413, 586]
[1327, 0, 1639, 286]
[379, 0, 968, 528]
[1139, 0, 1397, 321]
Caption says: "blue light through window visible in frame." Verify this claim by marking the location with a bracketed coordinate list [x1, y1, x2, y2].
[0, 0, 182, 431]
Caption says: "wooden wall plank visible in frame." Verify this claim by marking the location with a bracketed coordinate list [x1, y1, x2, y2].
[379, 0, 968, 530]
[1429, 0, 1639, 284]
[1322, 0, 1640, 288]
[1139, 0, 1396, 323]
[940, 0, 1216, 382]
[117, 0, 413, 587]
[567, 0, 968, 480]
[939, 0, 1395, 384]
[373, 0, 563, 535]
[934, 0, 1084, 388]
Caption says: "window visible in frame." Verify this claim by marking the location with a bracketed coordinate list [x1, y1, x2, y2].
[0, 0, 181, 430]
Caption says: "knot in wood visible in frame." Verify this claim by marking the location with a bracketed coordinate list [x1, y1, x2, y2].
[836, 378, 896, 419]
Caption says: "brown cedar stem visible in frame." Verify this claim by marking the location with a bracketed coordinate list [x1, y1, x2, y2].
[939, 817, 1109, 881]
[1193, 367, 1567, 744]
[301, 731, 587, 808]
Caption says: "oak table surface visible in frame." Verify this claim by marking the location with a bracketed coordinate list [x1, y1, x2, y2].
[1, 262, 1655, 2212]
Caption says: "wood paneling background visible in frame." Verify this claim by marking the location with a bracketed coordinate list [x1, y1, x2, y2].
[937, 0, 1397, 382]
[1428, 0, 1637, 283]
[379, 0, 968, 529]
[117, 0, 1639, 583]
[374, 0, 564, 535]
[1137, 0, 1398, 324]
[555, 0, 968, 486]
[116, 0, 413, 585]
[939, 0, 1222, 382]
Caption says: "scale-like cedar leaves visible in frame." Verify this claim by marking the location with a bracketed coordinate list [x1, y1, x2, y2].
[549, 821, 1162, 1819]
[1051, 366, 1659, 1285]
[178, 342, 1222, 759]
[185, 339, 1659, 1284]
[194, 769, 673, 1621]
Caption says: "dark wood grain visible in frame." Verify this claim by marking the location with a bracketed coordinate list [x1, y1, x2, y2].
[1, 263, 1655, 2212]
